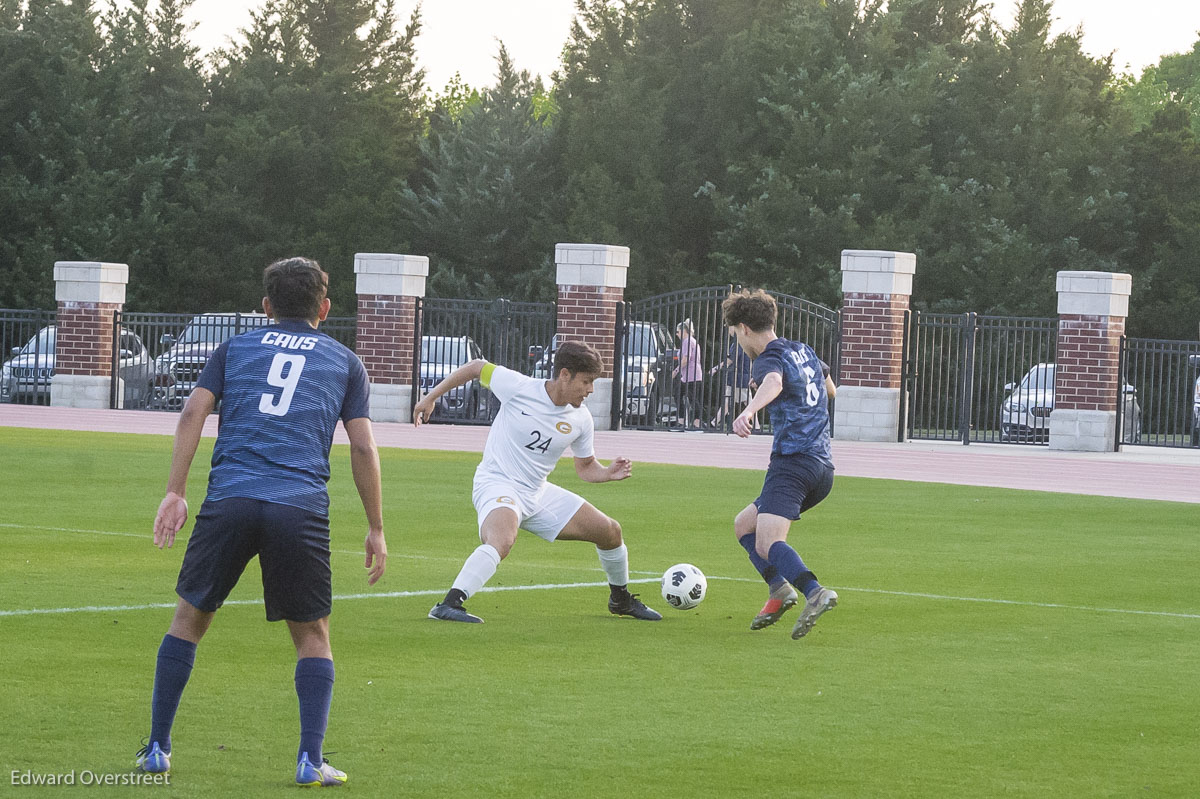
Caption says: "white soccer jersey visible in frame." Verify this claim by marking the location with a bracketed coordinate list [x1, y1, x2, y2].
[475, 364, 595, 494]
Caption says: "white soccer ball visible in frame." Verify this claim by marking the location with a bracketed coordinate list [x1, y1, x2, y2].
[661, 563, 707, 610]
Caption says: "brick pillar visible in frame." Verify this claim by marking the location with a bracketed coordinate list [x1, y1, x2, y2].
[354, 253, 429, 423]
[1048, 271, 1131, 452]
[50, 261, 129, 408]
[832, 249, 916, 442]
[555, 243, 629, 431]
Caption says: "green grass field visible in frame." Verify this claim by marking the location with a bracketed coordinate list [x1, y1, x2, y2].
[2, 425, 1199, 797]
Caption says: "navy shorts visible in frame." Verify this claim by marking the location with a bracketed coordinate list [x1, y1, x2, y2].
[175, 497, 333, 623]
[754, 452, 834, 521]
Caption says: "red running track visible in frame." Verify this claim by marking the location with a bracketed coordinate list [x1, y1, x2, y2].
[2, 405, 1197, 504]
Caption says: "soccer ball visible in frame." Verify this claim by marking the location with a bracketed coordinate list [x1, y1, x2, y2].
[661, 563, 707, 610]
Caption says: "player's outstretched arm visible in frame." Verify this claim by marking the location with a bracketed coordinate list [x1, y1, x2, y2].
[153, 387, 216, 548]
[733, 372, 782, 438]
[345, 417, 387, 585]
[574, 455, 632, 483]
[412, 358, 487, 427]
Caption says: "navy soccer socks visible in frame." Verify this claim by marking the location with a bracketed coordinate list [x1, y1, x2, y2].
[738, 533, 783, 589]
[149, 634, 197, 753]
[295, 657, 335, 764]
[767, 540, 821, 598]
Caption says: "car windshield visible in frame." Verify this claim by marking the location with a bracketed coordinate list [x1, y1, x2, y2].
[19, 328, 55, 355]
[177, 316, 266, 346]
[1019, 365, 1055, 392]
[422, 338, 470, 366]
[626, 325, 660, 357]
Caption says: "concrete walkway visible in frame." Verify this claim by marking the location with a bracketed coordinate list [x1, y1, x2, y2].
[2, 405, 1197, 504]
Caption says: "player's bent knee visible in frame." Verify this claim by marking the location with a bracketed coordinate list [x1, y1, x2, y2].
[607, 517, 623, 548]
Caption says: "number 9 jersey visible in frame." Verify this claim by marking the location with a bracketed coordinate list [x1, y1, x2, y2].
[195, 320, 371, 514]
[475, 363, 595, 495]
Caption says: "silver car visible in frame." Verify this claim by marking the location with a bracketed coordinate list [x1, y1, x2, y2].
[1000, 363, 1141, 444]
[1, 325, 153, 408]
[419, 335, 488, 420]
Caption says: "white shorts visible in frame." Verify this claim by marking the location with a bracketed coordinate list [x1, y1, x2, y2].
[471, 479, 587, 542]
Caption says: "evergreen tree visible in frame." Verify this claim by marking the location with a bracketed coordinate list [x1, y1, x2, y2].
[402, 45, 562, 301]
[197, 0, 425, 313]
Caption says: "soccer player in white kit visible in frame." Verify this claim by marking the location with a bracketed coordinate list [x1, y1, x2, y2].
[413, 341, 661, 623]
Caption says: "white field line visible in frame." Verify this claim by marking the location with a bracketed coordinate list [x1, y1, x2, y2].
[5, 524, 1199, 621]
[0, 578, 661, 618]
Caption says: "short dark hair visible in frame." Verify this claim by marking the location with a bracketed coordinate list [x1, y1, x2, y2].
[263, 257, 329, 321]
[722, 288, 777, 332]
[552, 341, 603, 377]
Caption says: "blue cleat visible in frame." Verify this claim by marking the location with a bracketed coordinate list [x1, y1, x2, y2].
[296, 752, 347, 787]
[428, 602, 483, 623]
[134, 741, 171, 774]
[608, 592, 662, 621]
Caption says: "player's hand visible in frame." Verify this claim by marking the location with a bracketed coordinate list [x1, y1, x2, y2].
[364, 527, 387, 585]
[732, 413, 754, 438]
[607, 456, 632, 481]
[412, 395, 435, 427]
[153, 492, 188, 548]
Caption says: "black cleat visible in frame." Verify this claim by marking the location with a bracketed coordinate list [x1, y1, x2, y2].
[428, 602, 483, 623]
[608, 593, 662, 621]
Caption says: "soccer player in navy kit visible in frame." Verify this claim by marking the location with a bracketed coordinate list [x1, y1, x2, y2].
[722, 288, 839, 640]
[138, 257, 387, 786]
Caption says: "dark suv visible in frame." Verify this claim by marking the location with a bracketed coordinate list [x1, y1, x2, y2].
[148, 313, 270, 409]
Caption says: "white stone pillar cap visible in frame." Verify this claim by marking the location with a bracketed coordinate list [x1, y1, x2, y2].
[555, 243, 630, 289]
[53, 261, 129, 304]
[354, 253, 429, 297]
[840, 250, 915, 296]
[1056, 271, 1131, 317]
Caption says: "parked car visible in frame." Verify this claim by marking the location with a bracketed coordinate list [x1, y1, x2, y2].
[1000, 363, 1141, 444]
[1, 325, 153, 407]
[526, 321, 678, 424]
[419, 335, 490, 420]
[528, 333, 559, 380]
[148, 313, 270, 409]
[620, 320, 677, 423]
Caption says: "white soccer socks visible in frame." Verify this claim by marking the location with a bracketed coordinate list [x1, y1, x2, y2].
[450, 544, 502, 598]
[596, 543, 630, 587]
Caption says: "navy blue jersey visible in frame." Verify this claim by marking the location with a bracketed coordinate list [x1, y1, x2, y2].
[751, 338, 832, 464]
[195, 320, 370, 514]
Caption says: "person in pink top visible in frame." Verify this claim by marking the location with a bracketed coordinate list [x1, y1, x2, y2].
[673, 319, 704, 428]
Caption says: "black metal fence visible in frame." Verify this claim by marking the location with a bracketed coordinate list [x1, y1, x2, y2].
[615, 287, 840, 433]
[0, 308, 56, 405]
[904, 312, 1059, 444]
[114, 312, 356, 411]
[413, 297, 555, 424]
[1120, 337, 1200, 448]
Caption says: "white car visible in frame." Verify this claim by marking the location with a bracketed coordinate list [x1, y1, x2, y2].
[527, 321, 677, 424]
[1000, 363, 1141, 444]
[1, 325, 153, 408]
